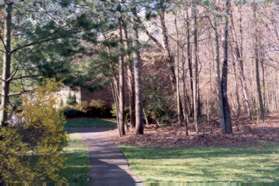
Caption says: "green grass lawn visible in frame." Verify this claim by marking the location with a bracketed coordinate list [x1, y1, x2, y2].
[121, 144, 279, 183]
[62, 133, 91, 185]
[61, 118, 117, 185]
[65, 118, 116, 128]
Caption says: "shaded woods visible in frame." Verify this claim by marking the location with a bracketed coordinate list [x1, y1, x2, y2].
[111, 0, 279, 136]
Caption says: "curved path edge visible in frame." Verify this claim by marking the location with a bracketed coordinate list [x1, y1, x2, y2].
[72, 127, 143, 186]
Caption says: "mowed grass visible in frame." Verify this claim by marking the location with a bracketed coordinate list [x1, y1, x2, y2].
[121, 144, 279, 183]
[65, 118, 116, 128]
[62, 133, 91, 185]
[61, 118, 116, 185]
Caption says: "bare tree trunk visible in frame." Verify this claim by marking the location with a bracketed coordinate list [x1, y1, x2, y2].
[260, 55, 266, 113]
[128, 64, 136, 128]
[0, 3, 13, 127]
[181, 13, 190, 135]
[175, 16, 183, 126]
[112, 78, 119, 126]
[159, 5, 183, 126]
[192, 0, 199, 132]
[208, 29, 214, 126]
[253, 1, 265, 121]
[213, 14, 225, 129]
[117, 17, 125, 136]
[230, 6, 253, 120]
[221, 0, 233, 134]
[186, 9, 194, 116]
[181, 53, 189, 135]
[232, 53, 241, 119]
[143, 109, 149, 125]
[255, 51, 264, 120]
[159, 6, 176, 85]
[133, 11, 144, 135]
[123, 22, 136, 128]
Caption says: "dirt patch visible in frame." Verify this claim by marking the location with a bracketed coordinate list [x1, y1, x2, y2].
[113, 114, 279, 148]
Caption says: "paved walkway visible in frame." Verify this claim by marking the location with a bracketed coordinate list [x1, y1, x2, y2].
[70, 127, 142, 186]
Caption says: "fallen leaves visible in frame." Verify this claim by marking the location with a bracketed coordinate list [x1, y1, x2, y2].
[113, 114, 279, 148]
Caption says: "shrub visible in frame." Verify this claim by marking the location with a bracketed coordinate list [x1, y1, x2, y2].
[19, 80, 67, 181]
[87, 99, 111, 118]
[111, 103, 117, 118]
[62, 99, 112, 119]
[0, 128, 33, 183]
[76, 101, 90, 112]
[1, 80, 68, 183]
[89, 99, 106, 110]
[63, 107, 85, 119]
[143, 76, 174, 124]
[21, 80, 67, 148]
[144, 89, 173, 124]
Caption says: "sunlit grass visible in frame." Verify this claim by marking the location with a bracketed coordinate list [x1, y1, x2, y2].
[65, 118, 116, 128]
[62, 133, 91, 185]
[121, 144, 279, 183]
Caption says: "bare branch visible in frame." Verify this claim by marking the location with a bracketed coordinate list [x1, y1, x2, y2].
[8, 90, 33, 97]
[11, 74, 41, 81]
[0, 34, 6, 50]
[6, 67, 19, 82]
[11, 36, 63, 54]
[134, 14, 164, 50]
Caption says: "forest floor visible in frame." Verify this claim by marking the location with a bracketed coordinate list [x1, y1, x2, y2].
[115, 114, 279, 148]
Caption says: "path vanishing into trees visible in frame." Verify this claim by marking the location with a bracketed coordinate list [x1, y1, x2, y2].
[67, 125, 142, 186]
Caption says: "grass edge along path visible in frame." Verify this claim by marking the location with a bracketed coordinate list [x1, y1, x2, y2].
[62, 133, 91, 185]
[120, 144, 279, 183]
[61, 118, 116, 185]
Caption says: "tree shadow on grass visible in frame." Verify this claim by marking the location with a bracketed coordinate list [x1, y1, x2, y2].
[61, 151, 91, 186]
[120, 144, 279, 159]
[120, 145, 279, 183]
[145, 182, 279, 186]
[65, 118, 117, 134]
[66, 126, 114, 133]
